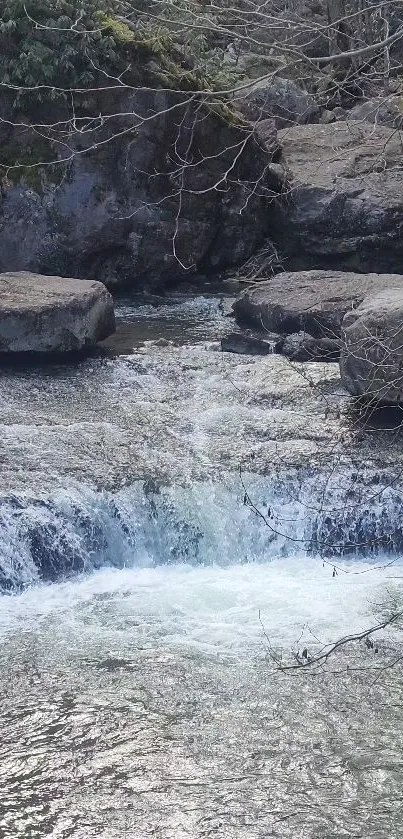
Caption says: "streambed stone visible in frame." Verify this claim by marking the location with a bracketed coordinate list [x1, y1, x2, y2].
[0, 271, 115, 352]
[221, 331, 281, 355]
[340, 288, 403, 403]
[233, 270, 403, 339]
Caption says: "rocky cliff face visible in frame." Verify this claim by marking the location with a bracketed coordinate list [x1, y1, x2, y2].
[0, 92, 278, 291]
[4, 90, 403, 293]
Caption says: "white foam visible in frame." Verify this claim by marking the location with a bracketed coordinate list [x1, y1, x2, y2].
[0, 557, 399, 657]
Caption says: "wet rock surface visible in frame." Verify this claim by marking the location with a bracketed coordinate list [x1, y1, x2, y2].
[1, 291, 402, 497]
[0, 271, 115, 352]
[282, 331, 341, 362]
[220, 331, 281, 355]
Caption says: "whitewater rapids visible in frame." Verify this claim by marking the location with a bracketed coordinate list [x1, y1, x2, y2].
[0, 292, 402, 838]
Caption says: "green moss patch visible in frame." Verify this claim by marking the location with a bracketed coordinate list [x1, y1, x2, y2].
[0, 138, 64, 192]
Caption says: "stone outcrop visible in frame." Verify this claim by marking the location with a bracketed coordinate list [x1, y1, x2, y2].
[233, 77, 319, 129]
[0, 92, 278, 291]
[274, 121, 403, 273]
[340, 288, 403, 404]
[233, 270, 403, 340]
[252, 118, 282, 161]
[348, 96, 403, 128]
[0, 272, 115, 352]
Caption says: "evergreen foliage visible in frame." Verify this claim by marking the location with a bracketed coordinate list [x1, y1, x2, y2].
[0, 0, 123, 96]
[0, 0, 242, 111]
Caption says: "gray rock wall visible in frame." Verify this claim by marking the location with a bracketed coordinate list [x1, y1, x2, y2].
[0, 92, 276, 291]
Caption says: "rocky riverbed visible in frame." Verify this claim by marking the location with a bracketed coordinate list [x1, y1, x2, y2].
[1, 289, 403, 585]
[2, 3, 403, 835]
[1, 290, 403, 839]
[0, 288, 394, 496]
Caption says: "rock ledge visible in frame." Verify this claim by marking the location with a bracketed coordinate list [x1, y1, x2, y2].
[233, 270, 403, 338]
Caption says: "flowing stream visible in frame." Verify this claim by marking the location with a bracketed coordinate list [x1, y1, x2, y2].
[1, 291, 403, 838]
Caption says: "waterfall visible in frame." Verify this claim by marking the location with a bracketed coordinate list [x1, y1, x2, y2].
[1, 472, 402, 592]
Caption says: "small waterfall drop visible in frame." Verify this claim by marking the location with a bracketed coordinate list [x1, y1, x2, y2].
[1, 472, 403, 592]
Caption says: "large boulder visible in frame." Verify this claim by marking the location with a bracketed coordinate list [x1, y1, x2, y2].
[233, 77, 320, 129]
[274, 121, 403, 273]
[0, 272, 115, 352]
[0, 92, 277, 291]
[282, 331, 341, 362]
[340, 288, 403, 403]
[233, 270, 403, 338]
[348, 96, 403, 128]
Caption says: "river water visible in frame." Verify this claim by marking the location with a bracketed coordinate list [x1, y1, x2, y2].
[0, 292, 403, 838]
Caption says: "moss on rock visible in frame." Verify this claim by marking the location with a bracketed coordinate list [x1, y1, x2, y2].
[0, 139, 64, 192]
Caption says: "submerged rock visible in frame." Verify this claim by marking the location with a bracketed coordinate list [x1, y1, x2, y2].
[282, 331, 341, 362]
[0, 271, 115, 352]
[340, 288, 403, 404]
[221, 331, 281, 355]
[275, 121, 403, 272]
[233, 270, 403, 339]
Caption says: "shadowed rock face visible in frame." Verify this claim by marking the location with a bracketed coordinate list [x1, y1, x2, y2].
[340, 288, 403, 404]
[233, 77, 320, 129]
[274, 121, 403, 272]
[233, 270, 403, 339]
[0, 272, 115, 352]
[0, 92, 277, 291]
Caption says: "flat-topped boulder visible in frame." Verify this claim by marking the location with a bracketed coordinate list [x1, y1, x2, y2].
[233, 270, 403, 340]
[275, 121, 403, 272]
[0, 272, 115, 353]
